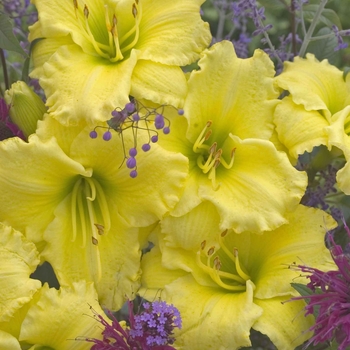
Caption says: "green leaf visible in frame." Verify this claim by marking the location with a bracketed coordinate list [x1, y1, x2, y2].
[303, 4, 342, 29]
[343, 66, 350, 80]
[0, 13, 27, 56]
[291, 283, 313, 298]
[307, 27, 339, 64]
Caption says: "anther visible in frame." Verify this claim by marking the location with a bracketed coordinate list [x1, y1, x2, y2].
[84, 4, 89, 18]
[207, 246, 215, 256]
[94, 223, 104, 235]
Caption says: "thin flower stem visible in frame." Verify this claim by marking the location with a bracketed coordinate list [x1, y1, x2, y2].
[216, 8, 227, 41]
[0, 49, 9, 93]
[298, 0, 328, 57]
[259, 21, 284, 66]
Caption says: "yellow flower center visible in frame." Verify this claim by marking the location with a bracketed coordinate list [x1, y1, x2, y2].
[196, 230, 250, 291]
[73, 0, 142, 62]
[70, 176, 111, 281]
[192, 121, 235, 190]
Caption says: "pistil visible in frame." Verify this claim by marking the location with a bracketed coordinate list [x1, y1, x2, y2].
[70, 176, 111, 282]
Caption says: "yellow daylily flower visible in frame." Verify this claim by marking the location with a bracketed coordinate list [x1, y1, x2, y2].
[158, 40, 307, 233]
[0, 223, 41, 323]
[274, 54, 350, 161]
[140, 203, 336, 349]
[0, 116, 188, 310]
[28, 0, 211, 125]
[18, 281, 108, 349]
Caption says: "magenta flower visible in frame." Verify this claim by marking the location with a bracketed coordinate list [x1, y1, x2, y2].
[291, 223, 350, 349]
[85, 300, 181, 350]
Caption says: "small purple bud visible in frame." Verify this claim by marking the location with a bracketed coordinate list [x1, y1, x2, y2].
[125, 102, 136, 114]
[130, 170, 137, 178]
[133, 113, 140, 122]
[142, 143, 151, 152]
[155, 114, 165, 130]
[129, 148, 137, 157]
[126, 157, 137, 169]
[89, 130, 98, 139]
[103, 130, 112, 141]
[178, 109, 184, 115]
[163, 126, 170, 134]
[151, 135, 158, 143]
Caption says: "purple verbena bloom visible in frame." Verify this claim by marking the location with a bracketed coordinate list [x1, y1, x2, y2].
[85, 300, 181, 350]
[291, 223, 350, 349]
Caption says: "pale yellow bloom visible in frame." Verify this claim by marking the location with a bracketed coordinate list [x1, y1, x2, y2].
[0, 116, 188, 309]
[274, 54, 350, 161]
[158, 41, 307, 233]
[29, 0, 211, 125]
[140, 204, 335, 349]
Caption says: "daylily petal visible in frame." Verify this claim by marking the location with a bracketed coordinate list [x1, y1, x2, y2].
[0, 331, 21, 350]
[253, 297, 313, 350]
[275, 54, 349, 119]
[141, 241, 188, 291]
[274, 96, 331, 159]
[19, 282, 107, 349]
[199, 136, 307, 232]
[248, 206, 336, 299]
[130, 60, 187, 107]
[136, 0, 211, 65]
[186, 41, 278, 143]
[161, 201, 221, 251]
[0, 135, 90, 241]
[0, 224, 41, 322]
[30, 36, 76, 79]
[37, 45, 137, 126]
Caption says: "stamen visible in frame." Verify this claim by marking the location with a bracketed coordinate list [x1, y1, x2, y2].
[220, 148, 236, 169]
[193, 121, 212, 153]
[233, 248, 251, 281]
[83, 5, 111, 59]
[71, 177, 82, 243]
[70, 177, 110, 282]
[120, 1, 142, 53]
[197, 243, 247, 290]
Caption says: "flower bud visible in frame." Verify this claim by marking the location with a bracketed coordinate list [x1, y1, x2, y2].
[4, 81, 46, 138]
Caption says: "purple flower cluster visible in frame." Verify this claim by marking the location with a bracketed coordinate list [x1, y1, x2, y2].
[90, 99, 183, 178]
[84, 300, 182, 350]
[129, 301, 182, 347]
[291, 225, 350, 349]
